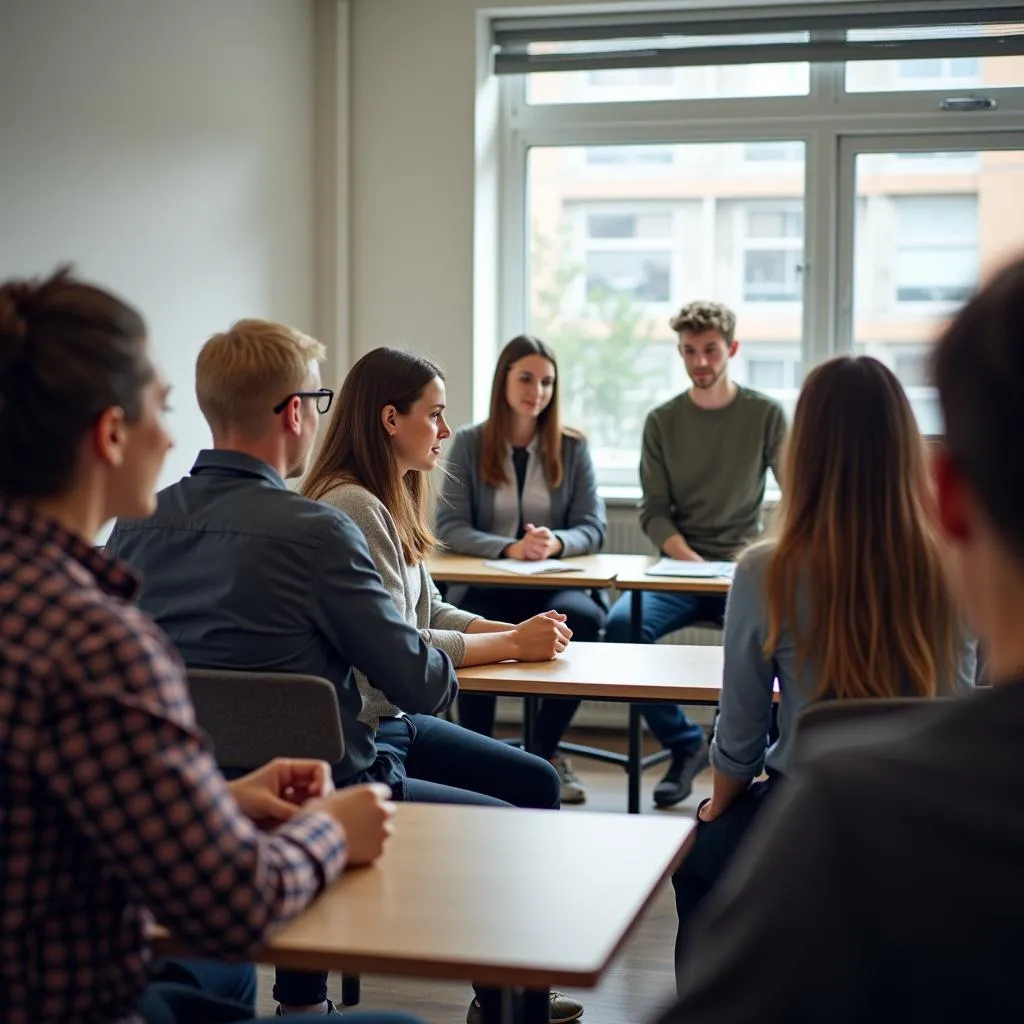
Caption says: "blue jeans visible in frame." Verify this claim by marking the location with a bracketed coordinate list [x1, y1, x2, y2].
[141, 963, 423, 1023]
[275, 714, 560, 1007]
[605, 590, 726, 754]
[454, 586, 606, 758]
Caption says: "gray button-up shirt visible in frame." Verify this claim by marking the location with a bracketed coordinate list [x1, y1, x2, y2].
[106, 449, 457, 780]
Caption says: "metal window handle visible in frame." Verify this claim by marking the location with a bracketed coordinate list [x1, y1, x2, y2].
[940, 97, 998, 112]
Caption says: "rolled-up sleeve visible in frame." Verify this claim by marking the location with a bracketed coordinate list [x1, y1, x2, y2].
[710, 554, 777, 781]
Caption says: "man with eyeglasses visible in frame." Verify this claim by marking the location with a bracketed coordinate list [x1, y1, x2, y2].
[106, 319, 459, 1016]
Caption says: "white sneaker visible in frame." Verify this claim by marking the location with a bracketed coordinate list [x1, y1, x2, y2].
[551, 754, 587, 805]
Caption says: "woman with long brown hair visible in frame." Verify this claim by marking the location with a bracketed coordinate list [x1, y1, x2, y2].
[671, 354, 976, 985]
[302, 345, 587, 1024]
[435, 334, 607, 805]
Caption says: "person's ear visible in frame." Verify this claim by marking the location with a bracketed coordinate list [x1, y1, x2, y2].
[727, 340, 740, 359]
[283, 395, 303, 436]
[932, 446, 971, 543]
[93, 406, 129, 469]
[381, 405, 398, 437]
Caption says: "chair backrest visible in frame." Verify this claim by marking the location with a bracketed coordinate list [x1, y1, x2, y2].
[793, 697, 938, 769]
[186, 669, 344, 771]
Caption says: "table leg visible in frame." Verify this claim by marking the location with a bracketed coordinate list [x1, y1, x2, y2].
[628, 703, 642, 814]
[499, 987, 516, 1024]
[628, 590, 644, 815]
[523, 988, 550, 1024]
[522, 695, 540, 755]
[630, 589, 644, 644]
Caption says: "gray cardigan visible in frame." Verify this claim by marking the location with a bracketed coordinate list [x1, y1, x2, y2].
[436, 423, 607, 560]
[318, 482, 479, 731]
[712, 541, 978, 781]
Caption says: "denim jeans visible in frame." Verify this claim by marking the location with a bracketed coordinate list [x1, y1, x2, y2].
[672, 775, 783, 994]
[454, 586, 606, 759]
[140, 968, 423, 1023]
[605, 590, 726, 755]
[275, 714, 560, 1007]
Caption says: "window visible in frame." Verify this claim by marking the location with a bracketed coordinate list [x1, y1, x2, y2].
[743, 141, 805, 163]
[894, 347, 931, 387]
[586, 251, 671, 303]
[741, 203, 804, 303]
[527, 144, 806, 482]
[502, 10, 1024, 485]
[894, 195, 978, 305]
[849, 148, 1022, 434]
[528, 59, 810, 105]
[585, 145, 673, 166]
[747, 357, 786, 389]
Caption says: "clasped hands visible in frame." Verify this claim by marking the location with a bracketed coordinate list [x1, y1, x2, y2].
[505, 523, 564, 561]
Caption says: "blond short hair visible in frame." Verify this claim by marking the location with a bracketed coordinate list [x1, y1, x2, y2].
[669, 301, 737, 344]
[196, 318, 326, 438]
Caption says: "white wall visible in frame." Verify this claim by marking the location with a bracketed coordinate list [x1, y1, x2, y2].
[349, 0, 607, 428]
[0, 0, 327, 489]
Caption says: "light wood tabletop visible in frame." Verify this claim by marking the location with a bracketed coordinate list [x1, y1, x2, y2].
[457, 641, 726, 703]
[427, 552, 620, 588]
[151, 803, 692, 989]
[607, 554, 733, 595]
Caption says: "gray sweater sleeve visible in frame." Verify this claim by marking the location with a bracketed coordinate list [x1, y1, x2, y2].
[418, 566, 478, 667]
[710, 546, 778, 780]
[553, 437, 607, 558]
[324, 485, 470, 670]
[436, 428, 515, 558]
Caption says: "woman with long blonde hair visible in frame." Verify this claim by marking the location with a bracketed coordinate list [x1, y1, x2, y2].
[671, 354, 976, 984]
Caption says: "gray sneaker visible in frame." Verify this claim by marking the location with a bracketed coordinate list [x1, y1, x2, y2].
[653, 738, 710, 808]
[466, 991, 584, 1023]
[550, 754, 587, 805]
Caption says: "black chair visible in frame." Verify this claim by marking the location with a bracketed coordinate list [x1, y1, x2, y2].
[186, 669, 360, 1007]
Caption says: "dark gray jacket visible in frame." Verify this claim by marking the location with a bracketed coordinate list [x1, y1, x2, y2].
[436, 423, 606, 560]
[106, 449, 457, 780]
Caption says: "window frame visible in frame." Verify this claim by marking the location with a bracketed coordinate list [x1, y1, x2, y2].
[492, 42, 1024, 490]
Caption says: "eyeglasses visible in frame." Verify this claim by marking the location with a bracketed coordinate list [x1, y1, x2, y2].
[272, 388, 334, 415]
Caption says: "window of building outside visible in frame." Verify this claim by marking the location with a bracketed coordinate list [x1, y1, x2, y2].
[506, 29, 1024, 489]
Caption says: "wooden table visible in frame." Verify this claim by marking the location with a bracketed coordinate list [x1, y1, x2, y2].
[426, 552, 620, 589]
[153, 803, 693, 1024]
[459, 642, 728, 814]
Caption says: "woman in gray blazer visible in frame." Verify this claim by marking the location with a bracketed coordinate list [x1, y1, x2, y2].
[436, 335, 607, 804]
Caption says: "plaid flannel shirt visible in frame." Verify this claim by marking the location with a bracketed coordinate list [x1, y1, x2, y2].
[0, 500, 347, 1023]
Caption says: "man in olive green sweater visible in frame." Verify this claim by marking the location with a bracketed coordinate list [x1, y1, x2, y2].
[605, 300, 786, 808]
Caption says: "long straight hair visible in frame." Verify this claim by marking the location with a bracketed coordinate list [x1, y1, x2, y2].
[764, 356, 955, 700]
[480, 334, 572, 489]
[302, 347, 442, 564]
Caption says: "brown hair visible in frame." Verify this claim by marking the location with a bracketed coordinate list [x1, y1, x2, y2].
[934, 252, 1024, 565]
[0, 266, 152, 498]
[763, 355, 955, 700]
[196, 318, 325, 439]
[302, 347, 442, 564]
[481, 334, 572, 489]
[669, 300, 737, 343]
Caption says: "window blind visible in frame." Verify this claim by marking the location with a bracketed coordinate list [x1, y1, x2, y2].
[492, 1, 1024, 75]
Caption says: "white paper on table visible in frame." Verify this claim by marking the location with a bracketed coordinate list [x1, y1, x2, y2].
[643, 559, 735, 579]
[483, 558, 586, 576]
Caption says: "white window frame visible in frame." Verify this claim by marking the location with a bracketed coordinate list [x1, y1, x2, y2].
[493, 38, 1024, 489]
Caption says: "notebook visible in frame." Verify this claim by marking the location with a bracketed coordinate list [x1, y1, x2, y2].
[643, 559, 735, 579]
[483, 558, 586, 576]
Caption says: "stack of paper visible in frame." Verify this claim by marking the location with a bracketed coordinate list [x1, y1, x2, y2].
[483, 558, 586, 576]
[643, 559, 735, 579]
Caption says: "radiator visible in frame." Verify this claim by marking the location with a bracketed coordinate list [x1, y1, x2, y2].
[494, 504, 723, 731]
